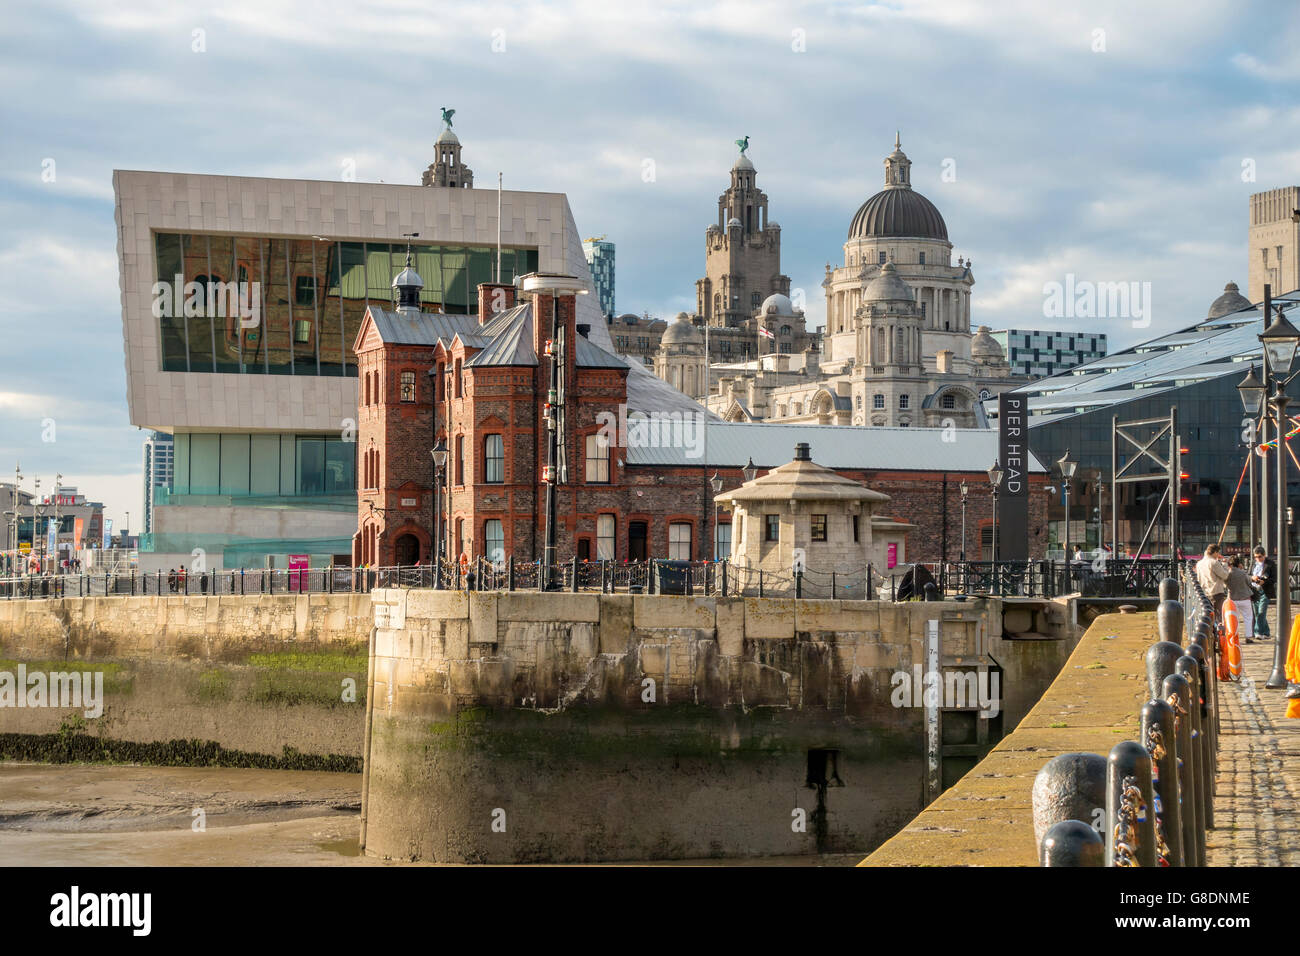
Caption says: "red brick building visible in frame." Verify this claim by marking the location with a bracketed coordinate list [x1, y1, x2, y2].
[353, 267, 1049, 568]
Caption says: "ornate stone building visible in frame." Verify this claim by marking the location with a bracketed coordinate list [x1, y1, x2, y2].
[681, 137, 1026, 425]
[421, 118, 474, 188]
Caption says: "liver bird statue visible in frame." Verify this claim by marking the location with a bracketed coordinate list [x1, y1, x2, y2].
[735, 135, 749, 155]
[440, 107, 455, 128]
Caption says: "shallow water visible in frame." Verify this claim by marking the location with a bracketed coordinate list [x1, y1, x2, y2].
[0, 763, 860, 866]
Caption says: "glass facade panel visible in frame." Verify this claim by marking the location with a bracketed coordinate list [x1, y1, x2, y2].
[219, 434, 251, 496]
[250, 435, 281, 495]
[155, 233, 537, 377]
[189, 434, 221, 494]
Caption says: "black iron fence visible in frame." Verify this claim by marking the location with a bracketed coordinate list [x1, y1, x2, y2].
[0, 553, 1209, 602]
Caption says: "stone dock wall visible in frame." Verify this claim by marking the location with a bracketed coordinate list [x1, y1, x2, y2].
[0, 594, 373, 760]
[361, 590, 1079, 863]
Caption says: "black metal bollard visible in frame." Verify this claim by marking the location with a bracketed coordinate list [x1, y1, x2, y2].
[1105, 740, 1157, 867]
[1041, 820, 1105, 867]
[1180, 645, 1215, 827]
[1032, 752, 1108, 853]
[1141, 698, 1183, 867]
[1175, 655, 1209, 846]
[923, 581, 939, 602]
[1187, 627, 1221, 746]
[1157, 599, 1184, 645]
[1158, 576, 1179, 603]
[1162, 672, 1201, 866]
[1146, 641, 1184, 701]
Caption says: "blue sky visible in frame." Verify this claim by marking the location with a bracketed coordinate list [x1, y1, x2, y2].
[1, 0, 1298, 529]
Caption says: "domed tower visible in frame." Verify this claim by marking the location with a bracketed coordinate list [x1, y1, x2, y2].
[824, 135, 974, 367]
[855, 262, 924, 371]
[654, 312, 707, 398]
[695, 140, 790, 328]
[422, 111, 474, 188]
[1208, 281, 1251, 319]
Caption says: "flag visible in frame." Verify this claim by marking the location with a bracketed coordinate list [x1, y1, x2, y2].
[758, 326, 774, 340]
[103, 518, 113, 550]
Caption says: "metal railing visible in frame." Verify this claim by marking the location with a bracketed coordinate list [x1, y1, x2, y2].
[0, 555, 1197, 602]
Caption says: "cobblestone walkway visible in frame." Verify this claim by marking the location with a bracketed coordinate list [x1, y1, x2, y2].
[1206, 617, 1300, 866]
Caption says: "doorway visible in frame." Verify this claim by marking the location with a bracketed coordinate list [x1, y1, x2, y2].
[394, 533, 420, 566]
[628, 521, 648, 561]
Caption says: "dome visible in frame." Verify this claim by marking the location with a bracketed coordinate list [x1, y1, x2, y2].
[392, 266, 423, 290]
[849, 187, 948, 240]
[436, 128, 460, 146]
[759, 293, 795, 316]
[733, 154, 754, 171]
[728, 217, 742, 228]
[862, 261, 914, 303]
[971, 326, 1004, 361]
[1208, 281, 1251, 319]
[660, 312, 704, 346]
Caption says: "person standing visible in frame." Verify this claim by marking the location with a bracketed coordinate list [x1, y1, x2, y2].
[1227, 555, 1256, 643]
[1196, 544, 1230, 618]
[1251, 545, 1277, 640]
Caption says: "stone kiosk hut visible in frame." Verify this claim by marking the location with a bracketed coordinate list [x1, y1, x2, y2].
[715, 442, 913, 597]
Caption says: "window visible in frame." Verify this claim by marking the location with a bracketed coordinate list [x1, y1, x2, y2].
[585, 433, 610, 483]
[399, 371, 416, 403]
[918, 252, 925, 265]
[669, 522, 692, 560]
[484, 434, 504, 483]
[878, 252, 887, 264]
[454, 358, 463, 398]
[294, 319, 312, 344]
[852, 515, 859, 542]
[873, 394, 885, 409]
[295, 275, 316, 306]
[751, 291, 761, 306]
[792, 402, 802, 415]
[765, 514, 779, 542]
[597, 514, 615, 559]
[899, 394, 909, 409]
[364, 372, 371, 406]
[856, 395, 863, 409]
[455, 435, 464, 485]
[484, 519, 504, 563]
[811, 515, 827, 541]
[941, 393, 956, 410]
[715, 520, 731, 560]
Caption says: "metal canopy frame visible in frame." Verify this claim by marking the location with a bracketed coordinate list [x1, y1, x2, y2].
[1111, 409, 1180, 582]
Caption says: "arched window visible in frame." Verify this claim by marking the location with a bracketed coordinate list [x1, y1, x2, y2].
[364, 372, 371, 406]
[873, 393, 885, 409]
[941, 393, 956, 410]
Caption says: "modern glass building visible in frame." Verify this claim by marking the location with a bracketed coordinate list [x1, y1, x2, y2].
[115, 166, 604, 571]
[992, 288, 1300, 554]
[141, 430, 173, 535]
[990, 329, 1107, 379]
[583, 237, 615, 319]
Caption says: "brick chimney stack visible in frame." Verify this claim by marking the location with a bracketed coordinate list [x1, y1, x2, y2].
[477, 282, 515, 325]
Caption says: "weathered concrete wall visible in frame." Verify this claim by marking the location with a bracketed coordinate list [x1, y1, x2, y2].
[0, 594, 372, 759]
[862, 611, 1150, 866]
[361, 590, 1074, 863]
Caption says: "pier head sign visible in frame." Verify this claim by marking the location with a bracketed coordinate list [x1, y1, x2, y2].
[998, 393, 1029, 560]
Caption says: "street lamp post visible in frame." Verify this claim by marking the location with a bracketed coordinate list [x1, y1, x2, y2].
[710, 471, 723, 560]
[54, 474, 62, 571]
[431, 439, 448, 588]
[31, 477, 39, 573]
[743, 457, 757, 484]
[1239, 365, 1265, 554]
[988, 460, 1003, 595]
[959, 480, 969, 562]
[1257, 295, 1300, 689]
[1058, 449, 1077, 589]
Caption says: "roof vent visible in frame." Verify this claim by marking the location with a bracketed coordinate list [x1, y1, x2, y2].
[794, 442, 811, 461]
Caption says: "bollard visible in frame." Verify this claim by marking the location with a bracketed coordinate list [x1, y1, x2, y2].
[1105, 740, 1157, 867]
[1158, 576, 1179, 603]
[1187, 628, 1221, 745]
[923, 581, 939, 602]
[1180, 645, 1215, 827]
[1162, 672, 1201, 866]
[1141, 698, 1183, 866]
[1041, 820, 1104, 867]
[1175, 655, 1210, 847]
[1032, 752, 1108, 853]
[1157, 600, 1184, 645]
[1146, 641, 1184, 701]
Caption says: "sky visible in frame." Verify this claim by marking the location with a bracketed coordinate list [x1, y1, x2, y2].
[1, 0, 1298, 532]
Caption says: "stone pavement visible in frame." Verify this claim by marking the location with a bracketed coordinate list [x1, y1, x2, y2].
[1206, 619, 1300, 866]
